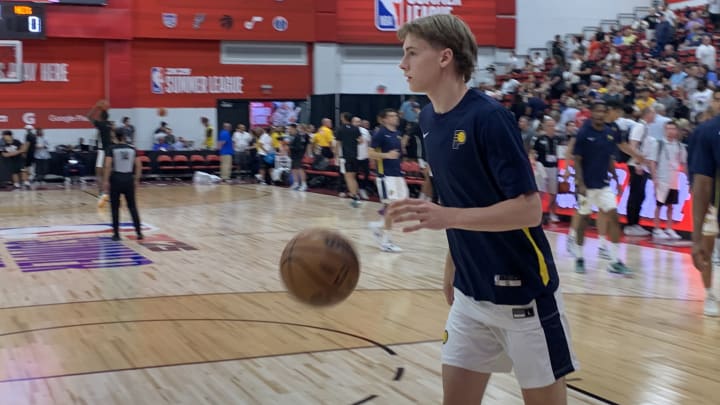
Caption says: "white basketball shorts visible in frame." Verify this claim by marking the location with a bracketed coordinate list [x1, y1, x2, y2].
[577, 187, 616, 215]
[95, 150, 106, 168]
[376, 176, 409, 204]
[442, 287, 579, 389]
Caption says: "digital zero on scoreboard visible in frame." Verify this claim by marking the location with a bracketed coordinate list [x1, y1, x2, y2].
[0, 1, 46, 39]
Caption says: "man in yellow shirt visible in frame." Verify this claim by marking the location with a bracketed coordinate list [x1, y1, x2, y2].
[313, 118, 335, 158]
[201, 117, 214, 149]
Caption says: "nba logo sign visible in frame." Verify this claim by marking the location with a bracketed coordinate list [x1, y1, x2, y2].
[150, 67, 164, 94]
[272, 16, 288, 32]
[375, 0, 403, 31]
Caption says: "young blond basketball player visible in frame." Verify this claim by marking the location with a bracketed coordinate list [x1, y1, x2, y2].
[368, 108, 407, 253]
[387, 15, 577, 405]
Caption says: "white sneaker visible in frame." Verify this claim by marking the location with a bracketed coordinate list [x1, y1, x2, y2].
[653, 228, 670, 240]
[704, 296, 719, 317]
[359, 189, 369, 200]
[665, 229, 682, 240]
[369, 224, 384, 245]
[625, 225, 651, 236]
[566, 235, 577, 258]
[298, 184, 307, 192]
[381, 242, 403, 253]
[549, 213, 560, 222]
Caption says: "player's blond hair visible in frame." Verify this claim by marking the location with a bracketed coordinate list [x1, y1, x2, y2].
[398, 14, 477, 83]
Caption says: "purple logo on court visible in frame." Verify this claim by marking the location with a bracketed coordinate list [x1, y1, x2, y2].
[5, 237, 152, 272]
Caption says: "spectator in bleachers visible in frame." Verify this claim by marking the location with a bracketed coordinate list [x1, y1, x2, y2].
[656, 85, 679, 118]
[622, 27, 638, 46]
[655, 14, 674, 57]
[565, 36, 580, 61]
[710, 0, 720, 31]
[501, 73, 521, 95]
[670, 63, 688, 89]
[696, 35, 717, 72]
[399, 96, 419, 123]
[635, 87, 657, 110]
[648, 103, 672, 140]
[531, 51, 545, 72]
[690, 78, 714, 120]
[549, 57, 567, 99]
[552, 34, 565, 65]
[519, 116, 536, 153]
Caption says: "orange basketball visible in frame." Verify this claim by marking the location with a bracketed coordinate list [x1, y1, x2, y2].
[280, 228, 360, 306]
[158, 108, 167, 117]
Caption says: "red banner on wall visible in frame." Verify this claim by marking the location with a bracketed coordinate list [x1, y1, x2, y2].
[335, 0, 509, 47]
[0, 39, 105, 109]
[132, 40, 312, 107]
[0, 109, 95, 129]
[133, 0, 315, 41]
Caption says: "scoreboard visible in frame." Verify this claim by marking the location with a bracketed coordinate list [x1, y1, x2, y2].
[0, 2, 46, 39]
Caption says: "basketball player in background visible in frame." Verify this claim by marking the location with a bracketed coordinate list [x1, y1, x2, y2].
[103, 131, 143, 242]
[368, 108, 406, 253]
[87, 100, 113, 197]
[565, 100, 643, 260]
[201, 117, 214, 150]
[571, 101, 634, 275]
[335, 112, 362, 207]
[387, 15, 577, 404]
[689, 89, 720, 317]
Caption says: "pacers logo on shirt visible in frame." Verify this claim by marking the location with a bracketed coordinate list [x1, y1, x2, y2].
[442, 329, 448, 344]
[452, 130, 466, 149]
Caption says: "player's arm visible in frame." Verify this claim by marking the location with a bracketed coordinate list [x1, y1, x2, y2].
[693, 175, 713, 244]
[563, 137, 576, 180]
[368, 133, 398, 160]
[443, 251, 455, 306]
[573, 154, 586, 195]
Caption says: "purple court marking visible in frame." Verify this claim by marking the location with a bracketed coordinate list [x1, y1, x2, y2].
[5, 237, 152, 272]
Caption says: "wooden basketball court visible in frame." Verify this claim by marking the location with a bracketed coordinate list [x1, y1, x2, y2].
[0, 183, 717, 404]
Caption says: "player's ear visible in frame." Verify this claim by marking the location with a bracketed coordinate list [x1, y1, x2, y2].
[439, 48, 454, 68]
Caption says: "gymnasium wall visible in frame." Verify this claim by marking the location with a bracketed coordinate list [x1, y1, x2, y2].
[1, 0, 521, 147]
[515, 0, 652, 53]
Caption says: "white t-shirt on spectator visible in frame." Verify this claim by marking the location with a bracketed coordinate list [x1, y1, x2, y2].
[257, 133, 272, 156]
[628, 120, 657, 173]
[696, 44, 717, 71]
[232, 131, 253, 152]
[691, 88, 714, 118]
[710, 0, 720, 14]
[357, 127, 371, 160]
